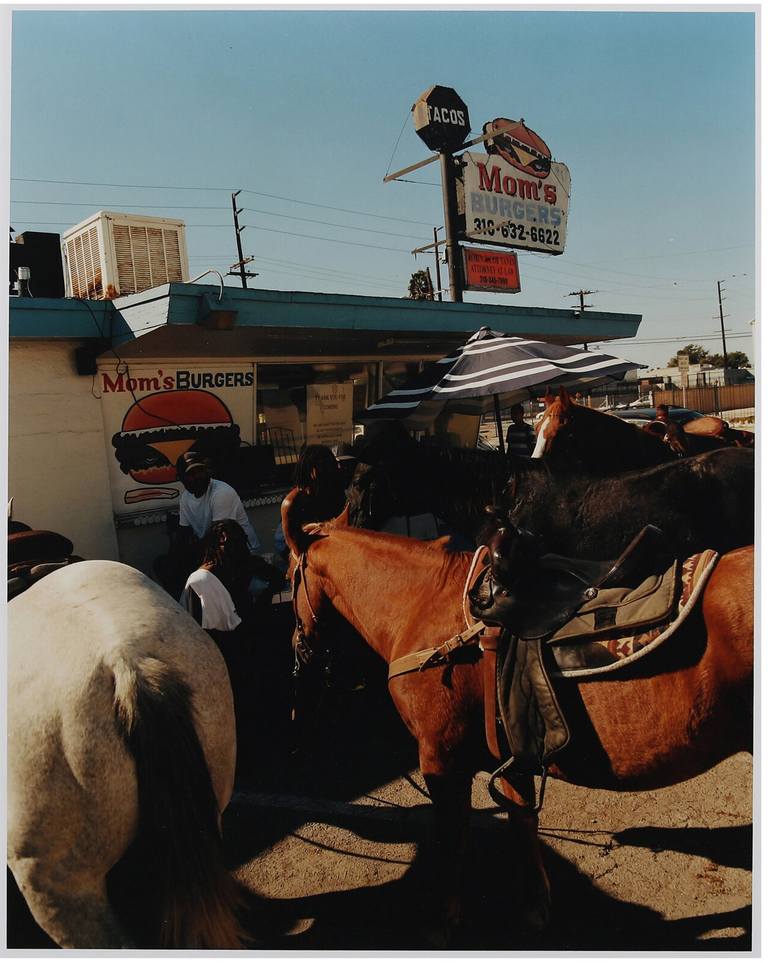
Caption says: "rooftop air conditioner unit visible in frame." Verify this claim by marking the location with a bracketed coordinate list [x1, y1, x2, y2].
[61, 210, 189, 300]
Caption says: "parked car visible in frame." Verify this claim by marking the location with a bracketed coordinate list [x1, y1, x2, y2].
[606, 406, 706, 429]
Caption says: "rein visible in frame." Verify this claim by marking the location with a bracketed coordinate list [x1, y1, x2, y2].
[387, 546, 490, 681]
[291, 550, 322, 668]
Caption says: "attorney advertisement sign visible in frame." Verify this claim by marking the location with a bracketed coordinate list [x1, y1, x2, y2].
[458, 150, 571, 255]
[306, 382, 353, 448]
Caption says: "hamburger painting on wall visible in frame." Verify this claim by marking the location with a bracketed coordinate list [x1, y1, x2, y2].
[457, 117, 571, 255]
[98, 363, 256, 516]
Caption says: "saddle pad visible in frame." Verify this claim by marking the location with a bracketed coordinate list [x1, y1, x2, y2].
[546, 557, 680, 645]
[551, 549, 719, 678]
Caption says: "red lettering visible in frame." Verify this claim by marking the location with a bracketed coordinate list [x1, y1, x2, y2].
[163, 376, 174, 389]
[518, 179, 540, 200]
[544, 184, 557, 205]
[502, 175, 517, 196]
[476, 163, 501, 193]
[101, 371, 125, 392]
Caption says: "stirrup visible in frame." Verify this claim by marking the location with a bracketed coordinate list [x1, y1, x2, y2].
[488, 759, 549, 814]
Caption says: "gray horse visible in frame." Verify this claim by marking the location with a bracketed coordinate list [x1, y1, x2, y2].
[7, 560, 243, 949]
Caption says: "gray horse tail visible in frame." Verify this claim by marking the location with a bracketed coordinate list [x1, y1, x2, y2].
[112, 656, 244, 949]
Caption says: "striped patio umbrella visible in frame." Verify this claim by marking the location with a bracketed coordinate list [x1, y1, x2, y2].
[363, 326, 640, 446]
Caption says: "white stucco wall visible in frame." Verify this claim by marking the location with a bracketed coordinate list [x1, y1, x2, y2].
[9, 341, 119, 560]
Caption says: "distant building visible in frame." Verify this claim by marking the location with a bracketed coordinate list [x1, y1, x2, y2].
[643, 363, 754, 389]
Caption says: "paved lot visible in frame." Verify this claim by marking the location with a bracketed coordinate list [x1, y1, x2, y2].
[7, 603, 753, 951]
[223, 663, 753, 952]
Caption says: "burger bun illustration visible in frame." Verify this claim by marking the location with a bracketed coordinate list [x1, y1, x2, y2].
[483, 117, 552, 179]
[112, 390, 241, 500]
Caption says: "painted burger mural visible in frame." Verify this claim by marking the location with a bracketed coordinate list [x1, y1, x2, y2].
[111, 389, 241, 504]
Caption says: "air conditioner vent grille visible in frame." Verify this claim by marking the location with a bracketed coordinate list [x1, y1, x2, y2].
[63, 212, 188, 298]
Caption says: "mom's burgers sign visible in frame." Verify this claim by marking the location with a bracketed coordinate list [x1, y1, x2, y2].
[98, 362, 256, 516]
[458, 117, 571, 255]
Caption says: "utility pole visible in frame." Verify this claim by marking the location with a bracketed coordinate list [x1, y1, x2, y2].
[439, 151, 463, 302]
[229, 191, 257, 289]
[568, 289, 597, 351]
[717, 280, 729, 383]
[433, 227, 443, 302]
[568, 289, 597, 312]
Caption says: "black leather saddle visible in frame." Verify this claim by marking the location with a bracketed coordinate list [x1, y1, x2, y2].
[470, 520, 671, 640]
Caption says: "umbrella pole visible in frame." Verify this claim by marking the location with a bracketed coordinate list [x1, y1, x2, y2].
[493, 394, 505, 455]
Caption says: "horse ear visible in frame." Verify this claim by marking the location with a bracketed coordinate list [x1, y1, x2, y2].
[559, 385, 572, 407]
[280, 488, 325, 556]
[330, 503, 350, 528]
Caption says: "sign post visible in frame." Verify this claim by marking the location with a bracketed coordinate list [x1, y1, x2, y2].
[677, 352, 690, 406]
[413, 86, 470, 303]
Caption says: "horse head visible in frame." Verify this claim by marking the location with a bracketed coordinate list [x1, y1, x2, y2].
[532, 386, 577, 459]
[282, 493, 350, 668]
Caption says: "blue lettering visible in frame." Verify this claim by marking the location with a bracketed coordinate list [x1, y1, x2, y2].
[499, 197, 513, 218]
[538, 206, 549, 223]
[513, 202, 525, 218]
[525, 203, 538, 222]
[550, 209, 562, 226]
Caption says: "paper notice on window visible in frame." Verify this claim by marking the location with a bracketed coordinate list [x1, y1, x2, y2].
[306, 383, 353, 448]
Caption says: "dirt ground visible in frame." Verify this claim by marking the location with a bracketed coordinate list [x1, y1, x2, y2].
[222, 637, 753, 952]
[6, 602, 753, 951]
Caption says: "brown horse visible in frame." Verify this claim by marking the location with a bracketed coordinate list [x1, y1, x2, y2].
[532, 389, 747, 474]
[283, 498, 753, 939]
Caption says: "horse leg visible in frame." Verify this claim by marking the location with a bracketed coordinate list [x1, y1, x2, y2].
[501, 774, 551, 931]
[422, 770, 472, 943]
[9, 861, 133, 949]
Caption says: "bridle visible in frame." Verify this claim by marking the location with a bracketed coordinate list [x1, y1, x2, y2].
[290, 548, 332, 684]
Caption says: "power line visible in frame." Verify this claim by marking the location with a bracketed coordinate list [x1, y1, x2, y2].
[11, 176, 435, 226]
[606, 332, 752, 345]
[11, 198, 427, 240]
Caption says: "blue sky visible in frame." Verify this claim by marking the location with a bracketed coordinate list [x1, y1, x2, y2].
[9, 7, 757, 368]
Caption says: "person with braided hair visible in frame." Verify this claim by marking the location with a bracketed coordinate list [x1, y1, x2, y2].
[182, 519, 259, 781]
[182, 518, 251, 634]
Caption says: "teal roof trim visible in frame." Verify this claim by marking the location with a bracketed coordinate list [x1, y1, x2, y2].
[119, 283, 642, 341]
[9, 298, 132, 341]
[10, 284, 642, 344]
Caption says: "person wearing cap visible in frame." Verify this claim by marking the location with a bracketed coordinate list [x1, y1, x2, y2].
[156, 451, 283, 603]
[177, 452, 261, 553]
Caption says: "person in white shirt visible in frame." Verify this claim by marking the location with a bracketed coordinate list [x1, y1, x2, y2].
[155, 452, 283, 602]
[182, 520, 256, 783]
[178, 453, 260, 553]
[182, 519, 248, 634]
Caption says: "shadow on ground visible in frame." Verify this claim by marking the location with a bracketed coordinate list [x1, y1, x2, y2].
[6, 603, 752, 951]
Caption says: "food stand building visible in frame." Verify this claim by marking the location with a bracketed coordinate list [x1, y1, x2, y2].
[9, 282, 642, 574]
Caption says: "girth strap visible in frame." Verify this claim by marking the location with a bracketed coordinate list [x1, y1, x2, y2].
[480, 626, 503, 760]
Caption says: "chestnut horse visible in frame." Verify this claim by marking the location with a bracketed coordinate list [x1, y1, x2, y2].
[8, 560, 243, 949]
[283, 501, 753, 937]
[531, 389, 745, 474]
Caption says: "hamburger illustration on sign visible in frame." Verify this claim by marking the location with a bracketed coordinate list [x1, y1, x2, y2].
[111, 389, 241, 505]
[482, 117, 552, 179]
